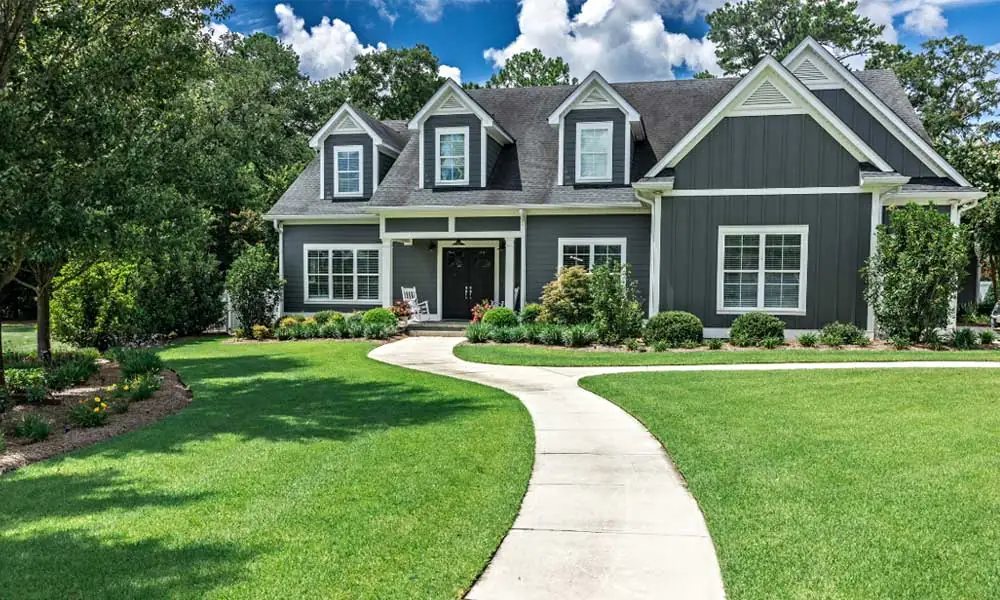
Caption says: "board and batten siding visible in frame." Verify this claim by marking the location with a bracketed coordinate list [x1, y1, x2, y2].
[525, 214, 650, 309]
[659, 193, 872, 329]
[563, 108, 627, 185]
[814, 89, 937, 179]
[423, 114, 482, 189]
[384, 218, 449, 233]
[324, 134, 374, 200]
[282, 224, 381, 313]
[455, 217, 520, 232]
[392, 243, 438, 314]
[671, 115, 859, 189]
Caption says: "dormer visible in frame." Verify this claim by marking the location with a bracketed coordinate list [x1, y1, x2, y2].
[309, 104, 404, 201]
[547, 72, 644, 186]
[408, 79, 514, 190]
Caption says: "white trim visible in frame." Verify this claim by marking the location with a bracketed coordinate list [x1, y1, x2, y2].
[648, 195, 662, 317]
[574, 121, 614, 184]
[644, 56, 893, 177]
[332, 145, 364, 199]
[318, 145, 325, 199]
[436, 240, 500, 320]
[418, 127, 425, 189]
[860, 173, 910, 188]
[276, 221, 285, 315]
[504, 237, 516, 308]
[783, 37, 972, 187]
[373, 150, 379, 194]
[715, 225, 809, 316]
[557, 115, 565, 186]
[519, 209, 527, 309]
[309, 104, 400, 152]
[447, 216, 456, 233]
[704, 327, 819, 340]
[867, 191, 881, 336]
[668, 186, 866, 197]
[548, 71, 641, 127]
[883, 190, 986, 204]
[556, 237, 627, 274]
[302, 244, 383, 306]
[382, 230, 521, 241]
[435, 126, 470, 186]
[480, 126, 487, 188]
[950, 203, 961, 330]
[265, 215, 379, 224]
[624, 129, 631, 186]
[408, 79, 513, 143]
[382, 240, 393, 308]
[366, 204, 647, 216]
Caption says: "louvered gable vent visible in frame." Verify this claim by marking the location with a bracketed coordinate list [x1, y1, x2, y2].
[793, 58, 827, 83]
[580, 87, 611, 107]
[438, 94, 466, 113]
[741, 80, 792, 108]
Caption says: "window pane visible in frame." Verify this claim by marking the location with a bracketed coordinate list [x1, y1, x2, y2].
[337, 151, 359, 172]
[579, 128, 609, 153]
[562, 245, 590, 270]
[723, 235, 760, 270]
[764, 272, 800, 309]
[331, 250, 353, 275]
[308, 276, 328, 299]
[439, 157, 465, 182]
[307, 250, 328, 276]
[332, 276, 353, 300]
[593, 244, 623, 267]
[723, 272, 758, 308]
[357, 275, 380, 301]
[439, 133, 464, 157]
[357, 250, 380, 275]
[338, 173, 360, 194]
[765, 234, 802, 271]
[579, 153, 608, 179]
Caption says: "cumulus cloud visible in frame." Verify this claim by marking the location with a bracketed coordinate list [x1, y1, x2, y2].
[902, 3, 948, 36]
[274, 3, 385, 80]
[484, 0, 721, 82]
[438, 64, 462, 83]
[204, 21, 240, 45]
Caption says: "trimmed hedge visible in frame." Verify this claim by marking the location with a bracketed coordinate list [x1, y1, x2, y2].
[730, 312, 785, 347]
[481, 307, 518, 328]
[644, 311, 703, 347]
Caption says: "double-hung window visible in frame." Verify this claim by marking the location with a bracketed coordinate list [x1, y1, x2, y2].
[558, 238, 626, 272]
[436, 126, 469, 185]
[334, 145, 363, 198]
[717, 226, 808, 314]
[304, 245, 381, 304]
[575, 122, 613, 183]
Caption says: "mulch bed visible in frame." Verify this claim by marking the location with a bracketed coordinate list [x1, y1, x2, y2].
[0, 359, 192, 475]
[472, 340, 996, 353]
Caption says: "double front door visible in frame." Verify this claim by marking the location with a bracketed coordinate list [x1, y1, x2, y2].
[443, 247, 495, 319]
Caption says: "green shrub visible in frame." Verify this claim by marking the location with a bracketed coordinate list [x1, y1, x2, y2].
[760, 336, 784, 349]
[69, 396, 111, 428]
[624, 338, 641, 352]
[798, 332, 819, 347]
[225, 245, 283, 330]
[589, 263, 644, 344]
[362, 308, 398, 329]
[980, 330, 996, 345]
[890, 337, 911, 350]
[857, 336, 872, 347]
[924, 329, 947, 350]
[313, 311, 342, 325]
[25, 385, 49, 405]
[490, 326, 524, 344]
[519, 304, 543, 324]
[274, 326, 294, 341]
[6, 368, 47, 393]
[10, 414, 52, 442]
[522, 324, 544, 344]
[363, 323, 397, 340]
[951, 328, 977, 350]
[651, 341, 669, 352]
[126, 373, 162, 401]
[680, 340, 700, 349]
[251, 325, 271, 340]
[465, 323, 491, 343]
[707, 338, 724, 350]
[539, 266, 592, 325]
[106, 348, 162, 379]
[344, 313, 366, 338]
[319, 321, 344, 339]
[481, 307, 519, 328]
[538, 324, 566, 346]
[730, 313, 785, 347]
[644, 311, 703, 348]
[0, 387, 11, 414]
[293, 321, 320, 339]
[0, 436, 5, 452]
[232, 327, 247, 339]
[562, 324, 598, 348]
[278, 316, 300, 328]
[819, 322, 867, 346]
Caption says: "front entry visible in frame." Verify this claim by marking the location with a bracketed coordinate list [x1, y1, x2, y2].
[443, 246, 496, 319]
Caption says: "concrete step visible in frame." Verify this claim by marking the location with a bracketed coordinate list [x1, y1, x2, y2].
[405, 320, 469, 338]
[407, 328, 466, 338]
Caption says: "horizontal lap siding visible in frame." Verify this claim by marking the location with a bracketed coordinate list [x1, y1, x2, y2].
[393, 244, 438, 314]
[283, 224, 381, 314]
[385, 218, 449, 232]
[324, 134, 374, 200]
[455, 217, 520, 232]
[659, 194, 871, 329]
[564, 109, 627, 185]
[424, 115, 482, 189]
[525, 214, 650, 309]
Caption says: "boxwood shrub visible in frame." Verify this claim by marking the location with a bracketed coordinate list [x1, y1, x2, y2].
[819, 321, 867, 346]
[730, 312, 785, 347]
[361, 308, 398, 329]
[519, 304, 543, 324]
[481, 307, 519, 328]
[644, 311, 703, 347]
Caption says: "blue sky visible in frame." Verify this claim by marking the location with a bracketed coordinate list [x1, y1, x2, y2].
[218, 0, 1000, 84]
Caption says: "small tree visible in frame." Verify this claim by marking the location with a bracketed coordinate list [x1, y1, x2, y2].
[225, 245, 283, 330]
[862, 204, 968, 343]
[970, 196, 1000, 309]
[589, 263, 643, 344]
[539, 266, 592, 325]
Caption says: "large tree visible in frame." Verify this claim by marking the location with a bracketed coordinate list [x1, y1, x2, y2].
[486, 49, 577, 88]
[341, 44, 443, 120]
[706, 0, 884, 75]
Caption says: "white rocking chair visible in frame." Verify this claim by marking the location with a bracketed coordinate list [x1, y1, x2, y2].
[401, 286, 430, 322]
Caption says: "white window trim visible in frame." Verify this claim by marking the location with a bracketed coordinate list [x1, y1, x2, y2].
[556, 237, 627, 274]
[716, 225, 809, 316]
[575, 121, 614, 183]
[303, 244, 382, 305]
[333, 145, 364, 198]
[435, 126, 470, 186]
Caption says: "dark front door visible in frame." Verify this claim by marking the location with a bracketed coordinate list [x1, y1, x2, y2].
[443, 247, 495, 319]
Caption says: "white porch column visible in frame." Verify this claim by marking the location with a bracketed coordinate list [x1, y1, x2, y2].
[382, 240, 393, 308]
[949, 202, 961, 330]
[519, 210, 527, 310]
[504, 236, 516, 308]
[866, 192, 881, 337]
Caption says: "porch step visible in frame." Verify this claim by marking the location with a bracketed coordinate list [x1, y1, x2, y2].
[406, 320, 469, 338]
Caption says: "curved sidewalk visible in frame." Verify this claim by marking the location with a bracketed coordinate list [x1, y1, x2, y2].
[369, 337, 727, 600]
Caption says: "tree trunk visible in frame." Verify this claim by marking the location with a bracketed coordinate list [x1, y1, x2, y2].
[0, 313, 5, 388]
[36, 283, 51, 362]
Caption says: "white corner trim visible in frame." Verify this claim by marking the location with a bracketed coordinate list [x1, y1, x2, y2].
[519, 209, 527, 309]
[548, 71, 641, 125]
[557, 115, 565, 186]
[715, 225, 809, 316]
[418, 127, 425, 189]
[481, 125, 487, 188]
[867, 191, 881, 335]
[648, 195, 662, 317]
[302, 243, 384, 306]
[556, 237, 627, 275]
[644, 56, 893, 178]
[574, 121, 614, 184]
[318, 145, 325, 200]
[434, 126, 470, 187]
[373, 149, 379, 194]
[332, 145, 364, 199]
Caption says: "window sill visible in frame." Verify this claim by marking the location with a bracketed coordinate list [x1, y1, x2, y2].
[717, 308, 807, 316]
[333, 193, 364, 199]
[304, 299, 383, 305]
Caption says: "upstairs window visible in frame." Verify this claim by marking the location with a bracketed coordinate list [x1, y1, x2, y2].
[305, 245, 381, 304]
[558, 238, 626, 272]
[717, 226, 808, 314]
[575, 122, 613, 183]
[334, 145, 363, 198]
[436, 126, 469, 186]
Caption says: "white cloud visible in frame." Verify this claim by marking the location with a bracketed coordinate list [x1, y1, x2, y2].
[902, 3, 948, 36]
[274, 3, 385, 80]
[484, 0, 721, 82]
[412, 0, 486, 22]
[438, 64, 462, 83]
[369, 0, 399, 25]
[204, 22, 241, 45]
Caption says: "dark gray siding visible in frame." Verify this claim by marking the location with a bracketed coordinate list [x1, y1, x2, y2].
[393, 243, 438, 314]
[525, 214, 650, 309]
[324, 134, 374, 200]
[815, 89, 937, 178]
[564, 108, 627, 185]
[659, 194, 872, 329]
[385, 217, 449, 233]
[378, 151, 395, 183]
[282, 224, 381, 313]
[485, 137, 502, 185]
[672, 115, 860, 189]
[423, 115, 482, 189]
[455, 217, 520, 232]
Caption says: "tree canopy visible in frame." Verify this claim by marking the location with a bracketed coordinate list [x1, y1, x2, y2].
[486, 49, 577, 88]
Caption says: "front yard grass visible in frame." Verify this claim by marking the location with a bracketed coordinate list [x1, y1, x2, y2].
[581, 369, 1000, 599]
[0, 338, 534, 599]
[455, 342, 1000, 366]
[1, 322, 73, 354]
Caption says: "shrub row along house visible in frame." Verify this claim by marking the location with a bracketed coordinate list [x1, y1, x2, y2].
[265, 38, 985, 338]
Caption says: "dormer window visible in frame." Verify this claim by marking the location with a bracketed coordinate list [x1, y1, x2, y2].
[436, 126, 469, 186]
[334, 145, 363, 198]
[576, 122, 613, 183]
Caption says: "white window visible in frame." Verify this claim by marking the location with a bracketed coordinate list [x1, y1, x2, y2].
[716, 226, 808, 315]
[333, 145, 363, 198]
[435, 126, 469, 185]
[557, 238, 626, 272]
[575, 121, 613, 183]
[304, 245, 381, 304]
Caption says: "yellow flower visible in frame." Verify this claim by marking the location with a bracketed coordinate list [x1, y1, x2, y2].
[93, 407, 100, 413]
[100, 403, 107, 409]
[123, 386, 130, 392]
[94, 396, 101, 402]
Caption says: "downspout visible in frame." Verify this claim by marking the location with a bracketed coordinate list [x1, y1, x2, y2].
[274, 219, 284, 318]
[634, 189, 660, 317]
[519, 208, 527, 310]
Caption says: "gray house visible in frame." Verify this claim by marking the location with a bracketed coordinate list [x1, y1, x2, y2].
[265, 38, 984, 337]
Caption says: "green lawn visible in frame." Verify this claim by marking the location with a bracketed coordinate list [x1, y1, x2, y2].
[455, 342, 1000, 366]
[0, 338, 534, 599]
[1, 322, 75, 354]
[581, 369, 1000, 599]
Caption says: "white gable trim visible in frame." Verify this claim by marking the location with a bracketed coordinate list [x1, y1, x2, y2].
[644, 56, 893, 177]
[548, 71, 642, 133]
[407, 79, 513, 143]
[309, 104, 399, 152]
[782, 37, 971, 187]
